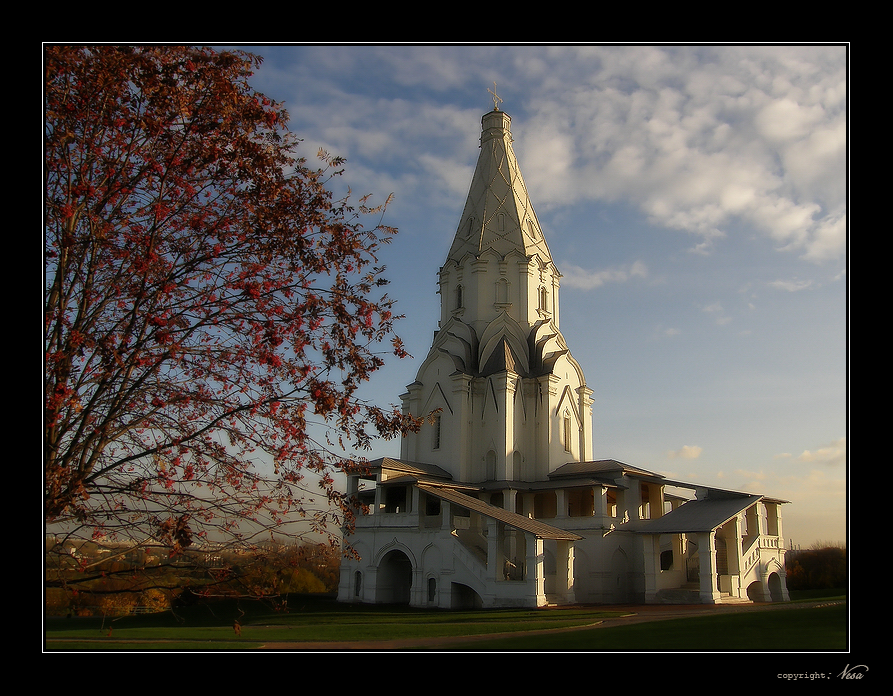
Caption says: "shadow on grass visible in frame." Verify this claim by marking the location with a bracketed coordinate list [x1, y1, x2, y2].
[442, 602, 847, 651]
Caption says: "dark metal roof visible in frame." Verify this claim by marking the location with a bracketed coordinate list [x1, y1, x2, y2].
[363, 457, 453, 481]
[417, 484, 582, 541]
[549, 459, 666, 481]
[638, 495, 763, 534]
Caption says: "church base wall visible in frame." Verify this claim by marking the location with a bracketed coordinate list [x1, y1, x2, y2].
[338, 525, 547, 610]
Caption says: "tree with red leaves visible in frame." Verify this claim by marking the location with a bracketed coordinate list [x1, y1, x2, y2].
[44, 45, 418, 577]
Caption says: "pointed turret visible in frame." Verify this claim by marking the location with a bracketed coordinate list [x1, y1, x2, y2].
[446, 109, 553, 266]
[438, 109, 563, 335]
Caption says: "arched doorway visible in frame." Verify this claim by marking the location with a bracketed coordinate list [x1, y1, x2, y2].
[377, 549, 412, 604]
[610, 548, 631, 603]
[768, 572, 785, 602]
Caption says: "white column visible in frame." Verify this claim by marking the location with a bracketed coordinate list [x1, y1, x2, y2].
[698, 530, 721, 604]
[576, 385, 594, 461]
[593, 486, 608, 524]
[557, 540, 576, 604]
[624, 477, 642, 525]
[555, 489, 568, 519]
[643, 534, 659, 603]
[529, 537, 547, 606]
[441, 501, 451, 531]
[451, 372, 473, 482]
[729, 516, 744, 598]
[487, 518, 499, 581]
[504, 489, 518, 513]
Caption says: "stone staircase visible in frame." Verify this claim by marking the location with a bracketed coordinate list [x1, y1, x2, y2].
[654, 584, 701, 604]
[653, 582, 752, 605]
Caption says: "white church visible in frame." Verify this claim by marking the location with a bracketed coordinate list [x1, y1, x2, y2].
[337, 104, 791, 609]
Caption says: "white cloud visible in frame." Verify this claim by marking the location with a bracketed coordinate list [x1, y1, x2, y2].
[769, 278, 814, 292]
[668, 445, 703, 459]
[754, 98, 826, 142]
[561, 260, 647, 290]
[702, 301, 732, 325]
[516, 46, 846, 264]
[796, 437, 847, 467]
[262, 44, 847, 267]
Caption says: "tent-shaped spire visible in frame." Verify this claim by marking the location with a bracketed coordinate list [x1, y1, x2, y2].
[446, 109, 553, 265]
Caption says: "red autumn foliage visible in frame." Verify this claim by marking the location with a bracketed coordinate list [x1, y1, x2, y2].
[44, 46, 420, 556]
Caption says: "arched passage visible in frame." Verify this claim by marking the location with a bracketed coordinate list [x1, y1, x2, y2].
[768, 572, 785, 602]
[746, 580, 766, 602]
[376, 549, 413, 604]
[450, 582, 483, 609]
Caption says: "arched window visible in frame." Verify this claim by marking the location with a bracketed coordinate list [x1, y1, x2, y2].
[428, 577, 437, 603]
[496, 278, 508, 304]
[456, 284, 463, 310]
[486, 450, 497, 480]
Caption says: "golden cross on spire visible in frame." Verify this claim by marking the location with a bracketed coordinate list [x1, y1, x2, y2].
[488, 82, 503, 111]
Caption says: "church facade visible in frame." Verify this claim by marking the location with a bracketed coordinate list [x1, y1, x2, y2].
[337, 107, 790, 609]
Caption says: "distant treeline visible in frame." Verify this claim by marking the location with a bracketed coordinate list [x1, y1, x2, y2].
[784, 545, 846, 591]
[45, 540, 342, 617]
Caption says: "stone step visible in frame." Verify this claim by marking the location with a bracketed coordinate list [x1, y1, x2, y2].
[654, 588, 701, 604]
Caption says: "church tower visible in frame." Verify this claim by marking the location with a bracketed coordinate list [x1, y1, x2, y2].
[400, 106, 593, 486]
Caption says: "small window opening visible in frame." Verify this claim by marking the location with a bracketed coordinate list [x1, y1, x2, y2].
[432, 414, 442, 450]
[563, 413, 572, 452]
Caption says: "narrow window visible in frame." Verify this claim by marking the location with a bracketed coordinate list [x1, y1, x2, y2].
[564, 413, 572, 452]
[432, 414, 442, 450]
[496, 278, 508, 304]
[455, 285, 463, 310]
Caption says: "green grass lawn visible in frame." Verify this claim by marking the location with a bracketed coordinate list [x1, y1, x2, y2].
[45, 593, 847, 651]
[446, 602, 847, 651]
[45, 597, 620, 649]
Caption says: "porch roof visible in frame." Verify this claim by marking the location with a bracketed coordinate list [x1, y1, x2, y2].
[417, 484, 582, 541]
[549, 459, 665, 483]
[364, 456, 453, 480]
[637, 494, 763, 534]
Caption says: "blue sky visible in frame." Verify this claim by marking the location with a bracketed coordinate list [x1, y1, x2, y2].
[238, 45, 847, 549]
